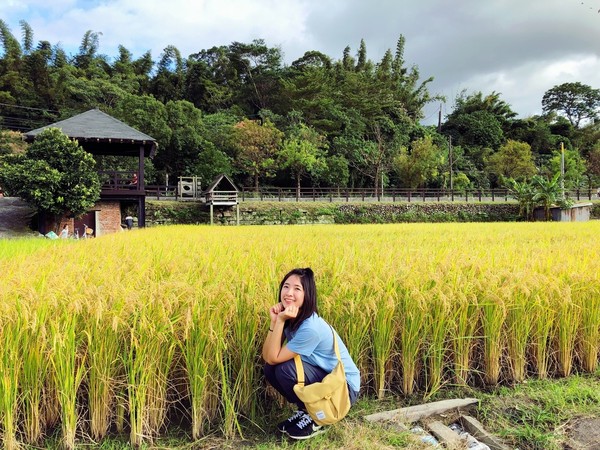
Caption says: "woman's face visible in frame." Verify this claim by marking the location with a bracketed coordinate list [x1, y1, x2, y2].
[280, 274, 305, 310]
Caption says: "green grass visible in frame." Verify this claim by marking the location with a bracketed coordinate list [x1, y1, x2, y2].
[477, 371, 600, 450]
[0, 237, 66, 260]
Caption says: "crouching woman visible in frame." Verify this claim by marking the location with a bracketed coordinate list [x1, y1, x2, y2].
[262, 267, 360, 440]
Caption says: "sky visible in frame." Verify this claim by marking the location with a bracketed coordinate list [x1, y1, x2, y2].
[2, 0, 600, 125]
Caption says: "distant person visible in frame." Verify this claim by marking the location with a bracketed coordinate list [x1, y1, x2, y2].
[125, 215, 134, 230]
[129, 173, 138, 187]
[59, 224, 69, 239]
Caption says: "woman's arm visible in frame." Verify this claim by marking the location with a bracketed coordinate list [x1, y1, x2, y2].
[261, 303, 299, 365]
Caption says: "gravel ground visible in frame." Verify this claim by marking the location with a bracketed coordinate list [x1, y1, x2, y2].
[0, 197, 37, 238]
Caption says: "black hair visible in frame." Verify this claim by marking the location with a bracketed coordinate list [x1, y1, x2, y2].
[278, 267, 318, 332]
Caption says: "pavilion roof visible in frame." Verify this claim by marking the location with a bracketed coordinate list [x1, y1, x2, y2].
[24, 109, 157, 157]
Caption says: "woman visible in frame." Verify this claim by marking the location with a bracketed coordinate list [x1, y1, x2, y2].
[262, 267, 360, 440]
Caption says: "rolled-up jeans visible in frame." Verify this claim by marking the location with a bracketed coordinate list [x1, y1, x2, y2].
[264, 359, 359, 410]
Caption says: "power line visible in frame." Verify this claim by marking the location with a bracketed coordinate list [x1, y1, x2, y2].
[0, 102, 60, 114]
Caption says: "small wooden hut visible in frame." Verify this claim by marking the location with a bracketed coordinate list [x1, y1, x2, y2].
[202, 174, 239, 225]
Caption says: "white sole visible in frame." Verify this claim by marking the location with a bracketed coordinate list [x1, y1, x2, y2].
[287, 427, 327, 440]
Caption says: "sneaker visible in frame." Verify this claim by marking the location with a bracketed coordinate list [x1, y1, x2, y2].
[285, 412, 327, 440]
[276, 410, 305, 433]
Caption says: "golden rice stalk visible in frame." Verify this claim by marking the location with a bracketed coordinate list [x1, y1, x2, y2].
[0, 314, 24, 450]
[504, 280, 532, 383]
[480, 285, 506, 386]
[371, 284, 397, 399]
[555, 288, 581, 378]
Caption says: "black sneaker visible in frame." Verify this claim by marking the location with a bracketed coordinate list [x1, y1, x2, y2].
[286, 412, 327, 440]
[276, 410, 305, 433]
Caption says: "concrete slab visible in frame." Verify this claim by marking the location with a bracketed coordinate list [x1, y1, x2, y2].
[460, 415, 510, 450]
[427, 420, 463, 447]
[364, 398, 479, 424]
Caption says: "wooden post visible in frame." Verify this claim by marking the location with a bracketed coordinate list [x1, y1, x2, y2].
[210, 204, 213, 225]
[236, 204, 240, 225]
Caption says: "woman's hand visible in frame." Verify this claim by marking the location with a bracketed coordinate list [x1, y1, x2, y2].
[269, 303, 284, 323]
[278, 304, 299, 321]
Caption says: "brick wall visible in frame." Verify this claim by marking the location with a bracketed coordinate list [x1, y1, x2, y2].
[96, 200, 123, 236]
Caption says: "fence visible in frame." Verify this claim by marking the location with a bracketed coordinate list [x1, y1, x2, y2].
[141, 186, 599, 203]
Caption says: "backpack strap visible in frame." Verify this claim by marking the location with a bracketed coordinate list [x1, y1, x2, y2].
[294, 354, 305, 386]
[295, 324, 344, 385]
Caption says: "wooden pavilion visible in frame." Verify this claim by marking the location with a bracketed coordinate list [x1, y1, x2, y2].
[24, 109, 157, 235]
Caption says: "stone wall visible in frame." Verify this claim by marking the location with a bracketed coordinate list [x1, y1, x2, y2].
[145, 200, 524, 226]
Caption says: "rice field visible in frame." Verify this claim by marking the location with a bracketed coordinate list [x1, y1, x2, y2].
[1, 222, 599, 448]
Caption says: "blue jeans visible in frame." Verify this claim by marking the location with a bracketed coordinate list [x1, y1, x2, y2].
[264, 359, 359, 410]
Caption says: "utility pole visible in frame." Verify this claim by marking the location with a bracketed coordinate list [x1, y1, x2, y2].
[437, 103, 442, 133]
[449, 136, 453, 191]
[560, 142, 565, 199]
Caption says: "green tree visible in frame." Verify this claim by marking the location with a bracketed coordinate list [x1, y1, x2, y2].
[504, 177, 536, 221]
[449, 90, 516, 129]
[278, 124, 327, 198]
[542, 82, 600, 128]
[151, 45, 185, 103]
[160, 99, 207, 178]
[321, 154, 350, 192]
[443, 109, 504, 151]
[506, 116, 563, 161]
[191, 144, 233, 186]
[232, 119, 283, 191]
[111, 94, 171, 181]
[0, 128, 100, 228]
[392, 135, 444, 188]
[548, 147, 586, 189]
[532, 174, 562, 221]
[486, 139, 537, 182]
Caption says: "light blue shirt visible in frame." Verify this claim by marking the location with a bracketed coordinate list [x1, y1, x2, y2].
[285, 313, 360, 393]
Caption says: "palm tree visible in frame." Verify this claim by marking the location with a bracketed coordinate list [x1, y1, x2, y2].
[504, 177, 535, 221]
[531, 174, 562, 221]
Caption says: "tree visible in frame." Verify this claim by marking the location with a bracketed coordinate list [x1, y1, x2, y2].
[231, 119, 283, 191]
[548, 147, 586, 189]
[486, 139, 537, 182]
[443, 109, 504, 151]
[542, 82, 600, 128]
[532, 174, 562, 221]
[449, 90, 516, 128]
[392, 135, 444, 188]
[504, 177, 536, 221]
[321, 155, 349, 192]
[0, 130, 27, 155]
[160, 99, 207, 178]
[0, 128, 100, 228]
[278, 124, 327, 198]
[192, 144, 233, 186]
[586, 143, 600, 187]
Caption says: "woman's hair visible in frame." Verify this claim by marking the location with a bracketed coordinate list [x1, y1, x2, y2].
[279, 267, 318, 332]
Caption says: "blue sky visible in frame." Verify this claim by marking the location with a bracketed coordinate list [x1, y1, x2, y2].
[2, 0, 600, 125]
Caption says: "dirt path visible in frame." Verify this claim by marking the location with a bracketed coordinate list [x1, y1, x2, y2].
[0, 197, 37, 238]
